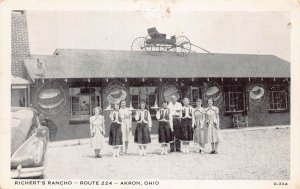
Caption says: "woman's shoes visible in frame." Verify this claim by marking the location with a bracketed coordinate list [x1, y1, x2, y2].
[210, 150, 215, 154]
[97, 154, 102, 158]
[199, 149, 205, 154]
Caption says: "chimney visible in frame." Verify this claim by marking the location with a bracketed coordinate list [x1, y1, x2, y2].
[11, 10, 30, 79]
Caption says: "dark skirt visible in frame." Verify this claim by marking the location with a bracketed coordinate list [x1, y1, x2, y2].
[179, 118, 193, 141]
[134, 122, 151, 144]
[109, 122, 123, 146]
[172, 117, 181, 138]
[158, 121, 174, 143]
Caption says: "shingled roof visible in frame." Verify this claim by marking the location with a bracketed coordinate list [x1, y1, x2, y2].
[23, 49, 290, 80]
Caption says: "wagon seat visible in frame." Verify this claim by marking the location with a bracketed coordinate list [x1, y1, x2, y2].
[146, 27, 175, 45]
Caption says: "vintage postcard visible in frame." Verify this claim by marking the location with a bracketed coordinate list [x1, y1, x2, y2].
[0, 0, 300, 189]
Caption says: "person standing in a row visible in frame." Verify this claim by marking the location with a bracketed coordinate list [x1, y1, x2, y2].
[119, 100, 132, 154]
[193, 99, 207, 153]
[134, 101, 152, 156]
[156, 100, 173, 155]
[108, 104, 123, 157]
[168, 95, 182, 152]
[90, 107, 105, 158]
[206, 98, 222, 154]
[180, 98, 194, 154]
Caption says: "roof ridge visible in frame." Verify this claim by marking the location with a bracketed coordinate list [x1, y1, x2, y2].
[53, 48, 284, 57]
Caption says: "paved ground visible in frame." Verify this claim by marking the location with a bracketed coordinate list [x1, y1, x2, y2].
[44, 126, 290, 180]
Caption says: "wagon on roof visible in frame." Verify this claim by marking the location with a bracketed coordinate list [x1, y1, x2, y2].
[131, 27, 213, 56]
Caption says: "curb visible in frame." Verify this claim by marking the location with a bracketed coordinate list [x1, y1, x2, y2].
[48, 125, 289, 148]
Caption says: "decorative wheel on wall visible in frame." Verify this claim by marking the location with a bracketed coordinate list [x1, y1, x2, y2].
[161, 81, 181, 102]
[203, 82, 222, 106]
[248, 83, 265, 105]
[104, 80, 129, 110]
[35, 81, 66, 114]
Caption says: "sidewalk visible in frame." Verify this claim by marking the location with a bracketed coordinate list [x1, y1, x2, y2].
[48, 125, 290, 148]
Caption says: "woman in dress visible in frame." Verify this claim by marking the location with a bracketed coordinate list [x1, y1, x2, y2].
[134, 101, 152, 156]
[205, 98, 222, 154]
[90, 107, 105, 158]
[119, 100, 132, 154]
[193, 99, 207, 153]
[108, 103, 123, 157]
[180, 98, 194, 154]
[156, 100, 173, 155]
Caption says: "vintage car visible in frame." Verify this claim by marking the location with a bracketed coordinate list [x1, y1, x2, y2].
[11, 107, 49, 179]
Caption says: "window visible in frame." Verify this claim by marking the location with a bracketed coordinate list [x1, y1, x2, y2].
[11, 87, 29, 107]
[69, 87, 101, 121]
[190, 87, 200, 107]
[130, 87, 158, 116]
[223, 85, 245, 113]
[268, 85, 288, 112]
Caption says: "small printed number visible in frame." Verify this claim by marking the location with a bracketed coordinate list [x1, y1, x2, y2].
[101, 181, 112, 185]
[274, 182, 288, 186]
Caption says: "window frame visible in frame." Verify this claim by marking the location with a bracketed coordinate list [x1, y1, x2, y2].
[129, 86, 158, 116]
[268, 84, 289, 112]
[69, 87, 101, 122]
[223, 85, 246, 113]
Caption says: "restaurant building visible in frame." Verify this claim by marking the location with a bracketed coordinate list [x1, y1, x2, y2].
[19, 49, 289, 141]
[11, 11, 290, 141]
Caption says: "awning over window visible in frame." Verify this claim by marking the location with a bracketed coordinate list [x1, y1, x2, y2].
[24, 49, 290, 81]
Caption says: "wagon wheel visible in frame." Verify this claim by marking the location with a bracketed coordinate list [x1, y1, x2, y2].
[131, 37, 146, 51]
[174, 36, 191, 56]
[144, 35, 163, 56]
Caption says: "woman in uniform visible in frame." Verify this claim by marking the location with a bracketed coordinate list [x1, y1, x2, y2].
[108, 103, 123, 157]
[180, 98, 194, 154]
[90, 107, 105, 158]
[134, 101, 152, 156]
[193, 99, 207, 153]
[205, 98, 222, 154]
[156, 100, 173, 155]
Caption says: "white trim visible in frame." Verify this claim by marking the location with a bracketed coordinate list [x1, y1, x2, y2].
[12, 85, 28, 89]
[11, 166, 44, 178]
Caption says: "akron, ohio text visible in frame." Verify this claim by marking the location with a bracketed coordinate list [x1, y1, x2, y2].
[120, 181, 160, 185]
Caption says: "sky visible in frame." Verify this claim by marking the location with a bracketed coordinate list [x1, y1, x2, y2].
[26, 11, 291, 61]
